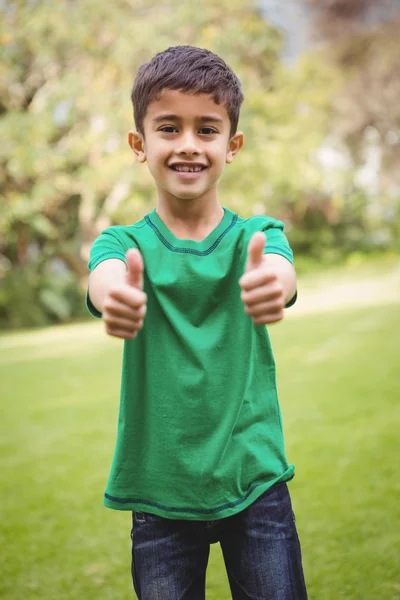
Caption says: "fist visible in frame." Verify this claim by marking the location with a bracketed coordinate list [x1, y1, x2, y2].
[239, 232, 285, 325]
[103, 249, 147, 339]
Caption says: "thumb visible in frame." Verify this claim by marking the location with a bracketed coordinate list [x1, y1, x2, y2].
[126, 248, 144, 289]
[246, 232, 267, 271]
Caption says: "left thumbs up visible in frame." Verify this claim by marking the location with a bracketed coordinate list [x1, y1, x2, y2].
[239, 231, 285, 325]
[245, 231, 266, 272]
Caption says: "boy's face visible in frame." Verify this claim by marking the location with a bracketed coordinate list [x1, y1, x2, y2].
[129, 90, 243, 204]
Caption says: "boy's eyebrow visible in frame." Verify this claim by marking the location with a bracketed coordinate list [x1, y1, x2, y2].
[152, 114, 224, 124]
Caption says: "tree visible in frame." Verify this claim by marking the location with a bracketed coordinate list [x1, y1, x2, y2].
[1, 0, 290, 327]
[2, 0, 397, 329]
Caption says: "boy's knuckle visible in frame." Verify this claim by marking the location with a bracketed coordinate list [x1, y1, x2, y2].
[103, 298, 112, 311]
[130, 289, 145, 307]
[273, 310, 284, 322]
[254, 317, 265, 325]
[109, 285, 122, 298]
[263, 270, 274, 282]
[103, 313, 112, 325]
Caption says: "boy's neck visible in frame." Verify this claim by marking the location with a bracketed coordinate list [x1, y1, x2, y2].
[155, 197, 224, 242]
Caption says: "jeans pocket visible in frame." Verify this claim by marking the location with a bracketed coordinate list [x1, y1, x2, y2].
[134, 511, 146, 524]
[131, 511, 147, 541]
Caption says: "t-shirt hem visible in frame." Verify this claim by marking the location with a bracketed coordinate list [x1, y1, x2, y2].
[102, 466, 295, 520]
[88, 252, 127, 272]
[264, 246, 294, 265]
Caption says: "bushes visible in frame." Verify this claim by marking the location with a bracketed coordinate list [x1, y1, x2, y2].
[0, 262, 87, 330]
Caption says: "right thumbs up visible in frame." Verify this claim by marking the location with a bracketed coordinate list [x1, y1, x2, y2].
[102, 248, 146, 340]
[126, 248, 144, 290]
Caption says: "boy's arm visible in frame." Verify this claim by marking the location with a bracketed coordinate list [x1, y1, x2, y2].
[260, 253, 296, 306]
[239, 232, 296, 326]
[88, 250, 147, 339]
[89, 259, 128, 314]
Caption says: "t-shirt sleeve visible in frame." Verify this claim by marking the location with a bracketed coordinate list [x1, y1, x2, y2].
[86, 227, 131, 319]
[262, 219, 297, 308]
[88, 227, 129, 272]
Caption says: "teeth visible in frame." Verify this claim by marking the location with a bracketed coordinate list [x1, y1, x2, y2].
[172, 165, 204, 172]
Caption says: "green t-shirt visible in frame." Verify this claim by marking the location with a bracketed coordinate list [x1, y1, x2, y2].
[87, 207, 296, 520]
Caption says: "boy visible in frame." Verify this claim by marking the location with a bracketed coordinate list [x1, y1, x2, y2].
[87, 45, 307, 599]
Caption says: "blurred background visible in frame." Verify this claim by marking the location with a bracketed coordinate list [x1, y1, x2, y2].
[1, 0, 400, 328]
[1, 1, 399, 599]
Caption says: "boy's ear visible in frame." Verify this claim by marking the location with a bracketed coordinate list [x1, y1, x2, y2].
[128, 130, 146, 163]
[226, 131, 244, 164]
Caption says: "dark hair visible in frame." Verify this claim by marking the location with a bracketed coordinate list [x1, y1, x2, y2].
[131, 45, 244, 138]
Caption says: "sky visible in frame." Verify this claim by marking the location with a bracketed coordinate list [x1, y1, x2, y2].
[259, 0, 313, 62]
[260, 0, 400, 62]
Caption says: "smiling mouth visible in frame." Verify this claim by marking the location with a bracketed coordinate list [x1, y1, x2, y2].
[168, 165, 207, 173]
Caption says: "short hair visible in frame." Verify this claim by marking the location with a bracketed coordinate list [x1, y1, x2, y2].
[131, 45, 244, 138]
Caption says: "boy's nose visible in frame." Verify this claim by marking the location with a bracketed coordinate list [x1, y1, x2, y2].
[176, 132, 201, 155]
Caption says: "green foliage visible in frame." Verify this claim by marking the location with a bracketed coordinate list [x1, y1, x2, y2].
[1, 0, 399, 329]
[0, 262, 86, 329]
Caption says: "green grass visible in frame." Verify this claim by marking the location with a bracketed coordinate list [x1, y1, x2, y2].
[1, 303, 400, 599]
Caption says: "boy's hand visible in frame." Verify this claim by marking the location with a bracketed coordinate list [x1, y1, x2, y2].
[239, 232, 285, 325]
[102, 249, 147, 339]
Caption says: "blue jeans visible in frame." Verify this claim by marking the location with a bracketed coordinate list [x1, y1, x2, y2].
[130, 482, 307, 600]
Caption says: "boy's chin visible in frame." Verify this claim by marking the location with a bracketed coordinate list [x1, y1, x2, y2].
[168, 188, 210, 201]
[175, 193, 205, 201]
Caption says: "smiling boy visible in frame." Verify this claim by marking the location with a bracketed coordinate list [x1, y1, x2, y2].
[87, 46, 307, 599]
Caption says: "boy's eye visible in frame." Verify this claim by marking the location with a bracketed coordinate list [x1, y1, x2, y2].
[159, 126, 217, 135]
[159, 126, 177, 133]
[199, 127, 217, 135]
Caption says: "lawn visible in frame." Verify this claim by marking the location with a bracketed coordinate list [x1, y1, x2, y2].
[1, 302, 399, 599]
